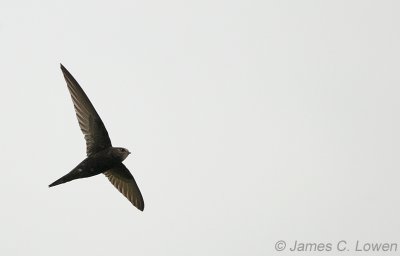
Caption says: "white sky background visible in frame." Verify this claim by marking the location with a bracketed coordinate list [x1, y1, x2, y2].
[0, 0, 400, 255]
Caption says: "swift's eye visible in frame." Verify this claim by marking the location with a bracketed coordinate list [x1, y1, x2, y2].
[119, 148, 125, 152]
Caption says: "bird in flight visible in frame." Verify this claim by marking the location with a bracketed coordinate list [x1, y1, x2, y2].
[49, 64, 144, 211]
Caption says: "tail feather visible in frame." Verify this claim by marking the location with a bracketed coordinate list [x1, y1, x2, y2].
[48, 172, 77, 187]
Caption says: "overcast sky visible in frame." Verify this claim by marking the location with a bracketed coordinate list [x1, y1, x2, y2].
[1, 0, 400, 255]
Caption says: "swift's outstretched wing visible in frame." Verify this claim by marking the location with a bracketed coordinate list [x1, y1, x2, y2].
[60, 64, 112, 156]
[104, 163, 144, 211]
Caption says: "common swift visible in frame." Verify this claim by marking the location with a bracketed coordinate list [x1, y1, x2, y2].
[49, 64, 144, 211]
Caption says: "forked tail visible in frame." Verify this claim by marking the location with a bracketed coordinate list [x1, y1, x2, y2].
[48, 172, 77, 187]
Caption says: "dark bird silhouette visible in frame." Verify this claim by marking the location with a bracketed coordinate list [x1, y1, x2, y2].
[49, 64, 144, 211]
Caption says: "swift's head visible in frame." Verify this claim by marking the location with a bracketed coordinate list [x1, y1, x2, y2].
[111, 147, 131, 161]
